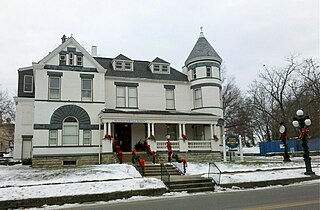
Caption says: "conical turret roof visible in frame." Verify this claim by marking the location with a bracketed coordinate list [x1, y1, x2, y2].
[185, 31, 222, 66]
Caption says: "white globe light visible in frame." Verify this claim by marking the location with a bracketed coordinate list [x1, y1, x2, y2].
[292, 120, 299, 128]
[296, 110, 304, 116]
[305, 119, 311, 126]
[279, 125, 286, 134]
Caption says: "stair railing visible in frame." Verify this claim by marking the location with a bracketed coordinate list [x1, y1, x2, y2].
[208, 162, 221, 185]
[160, 163, 171, 191]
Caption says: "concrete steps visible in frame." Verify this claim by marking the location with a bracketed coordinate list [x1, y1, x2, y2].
[169, 176, 215, 193]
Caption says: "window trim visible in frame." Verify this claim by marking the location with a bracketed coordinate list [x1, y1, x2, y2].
[81, 78, 93, 101]
[206, 66, 211, 77]
[48, 76, 61, 100]
[59, 54, 66, 65]
[76, 55, 83, 66]
[83, 130, 91, 145]
[165, 88, 175, 110]
[23, 75, 33, 93]
[49, 130, 58, 146]
[62, 117, 79, 146]
[194, 88, 203, 109]
[116, 86, 138, 108]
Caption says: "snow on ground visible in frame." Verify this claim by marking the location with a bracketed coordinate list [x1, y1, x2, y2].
[0, 157, 319, 202]
[0, 164, 141, 188]
[0, 178, 165, 201]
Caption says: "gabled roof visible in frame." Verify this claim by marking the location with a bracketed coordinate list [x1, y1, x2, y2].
[38, 36, 106, 73]
[95, 57, 188, 82]
[152, 57, 170, 64]
[114, 54, 132, 61]
[185, 32, 222, 66]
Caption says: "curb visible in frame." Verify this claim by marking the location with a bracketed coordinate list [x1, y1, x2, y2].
[0, 188, 167, 210]
[219, 175, 320, 189]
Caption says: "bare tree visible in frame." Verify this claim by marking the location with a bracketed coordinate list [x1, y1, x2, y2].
[0, 86, 15, 122]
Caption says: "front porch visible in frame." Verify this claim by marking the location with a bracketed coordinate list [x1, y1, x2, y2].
[99, 109, 224, 154]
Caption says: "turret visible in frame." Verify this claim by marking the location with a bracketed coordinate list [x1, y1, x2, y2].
[185, 28, 223, 117]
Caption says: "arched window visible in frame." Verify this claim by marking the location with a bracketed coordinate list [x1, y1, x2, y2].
[63, 117, 79, 145]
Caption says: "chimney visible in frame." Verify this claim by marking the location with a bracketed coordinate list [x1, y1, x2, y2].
[61, 35, 67, 43]
[91, 46, 97, 57]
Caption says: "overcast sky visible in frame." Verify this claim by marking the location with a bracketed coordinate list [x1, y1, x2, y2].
[0, 0, 319, 95]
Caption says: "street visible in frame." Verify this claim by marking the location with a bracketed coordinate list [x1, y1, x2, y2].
[64, 182, 319, 210]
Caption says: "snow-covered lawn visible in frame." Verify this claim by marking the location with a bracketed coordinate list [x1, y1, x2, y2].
[0, 157, 319, 202]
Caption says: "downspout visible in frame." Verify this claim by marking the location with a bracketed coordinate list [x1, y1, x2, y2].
[98, 117, 101, 164]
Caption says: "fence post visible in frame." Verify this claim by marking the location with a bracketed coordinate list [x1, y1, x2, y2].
[239, 135, 244, 162]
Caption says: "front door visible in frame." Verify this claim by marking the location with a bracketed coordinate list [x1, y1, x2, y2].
[114, 124, 132, 152]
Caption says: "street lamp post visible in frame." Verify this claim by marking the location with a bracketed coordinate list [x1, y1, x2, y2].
[292, 109, 315, 175]
[279, 122, 291, 162]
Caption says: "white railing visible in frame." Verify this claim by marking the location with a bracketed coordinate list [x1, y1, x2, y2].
[188, 140, 211, 151]
[156, 140, 179, 151]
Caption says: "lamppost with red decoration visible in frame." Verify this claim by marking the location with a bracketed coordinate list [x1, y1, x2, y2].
[292, 109, 315, 175]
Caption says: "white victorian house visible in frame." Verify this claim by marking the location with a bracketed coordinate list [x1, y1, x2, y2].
[13, 31, 224, 167]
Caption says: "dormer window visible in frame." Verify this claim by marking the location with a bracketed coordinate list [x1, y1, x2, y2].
[113, 54, 133, 71]
[150, 57, 170, 74]
[59, 54, 66, 65]
[114, 61, 133, 71]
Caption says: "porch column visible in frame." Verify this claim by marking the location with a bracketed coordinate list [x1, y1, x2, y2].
[102, 122, 112, 153]
[182, 124, 186, 135]
[178, 123, 182, 139]
[108, 122, 111, 135]
[210, 124, 214, 138]
[147, 122, 157, 152]
[179, 123, 188, 152]
[103, 122, 107, 136]
[151, 123, 155, 136]
[147, 123, 151, 137]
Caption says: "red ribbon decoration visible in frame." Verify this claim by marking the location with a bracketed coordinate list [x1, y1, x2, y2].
[299, 128, 309, 139]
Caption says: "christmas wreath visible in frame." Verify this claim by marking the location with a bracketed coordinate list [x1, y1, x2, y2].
[104, 134, 112, 140]
[182, 134, 188, 141]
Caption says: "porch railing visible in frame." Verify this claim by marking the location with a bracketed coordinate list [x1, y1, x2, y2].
[188, 141, 211, 151]
[156, 140, 179, 151]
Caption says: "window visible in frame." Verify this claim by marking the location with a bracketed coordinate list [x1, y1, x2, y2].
[194, 88, 202, 108]
[206, 67, 211, 77]
[128, 87, 137, 108]
[59, 54, 66, 65]
[83, 130, 91, 145]
[69, 53, 74, 65]
[81, 79, 92, 101]
[154, 65, 160, 71]
[124, 62, 131, 70]
[49, 130, 58, 146]
[24, 75, 33, 93]
[49, 77, 60, 100]
[63, 117, 78, 145]
[192, 69, 196, 79]
[166, 88, 175, 109]
[115, 62, 123, 70]
[116, 86, 138, 108]
[116, 86, 126, 107]
[77, 56, 83, 66]
[162, 65, 168, 72]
